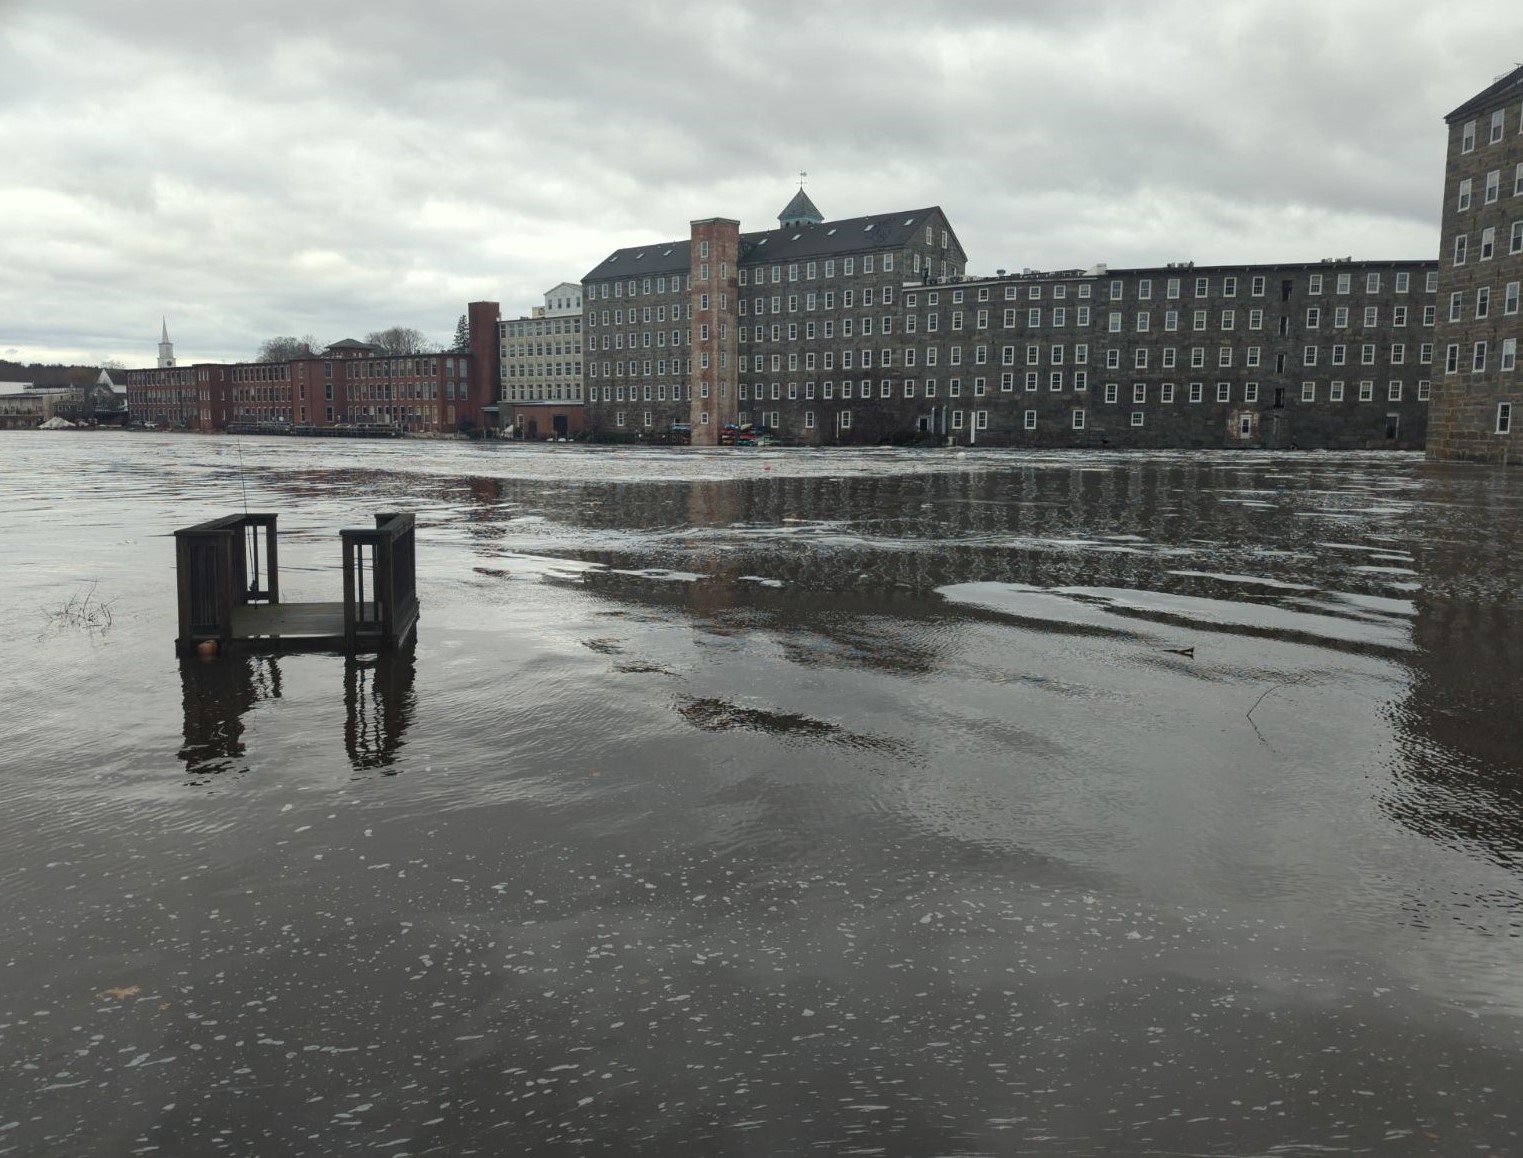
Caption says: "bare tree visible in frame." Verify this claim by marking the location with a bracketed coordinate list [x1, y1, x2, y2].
[364, 326, 433, 356]
[256, 335, 321, 362]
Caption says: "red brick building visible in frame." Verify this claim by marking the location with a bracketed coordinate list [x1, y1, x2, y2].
[124, 304, 503, 434]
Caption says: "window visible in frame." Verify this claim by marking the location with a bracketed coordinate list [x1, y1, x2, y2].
[1418, 380, 1431, 400]
[1454, 234, 1468, 265]
[1506, 282, 1521, 315]
[1486, 170, 1502, 204]
[1246, 346, 1261, 367]
[1072, 409, 1086, 430]
[1108, 311, 1122, 333]
[1304, 345, 1318, 366]
[1307, 307, 1321, 327]
[1134, 349, 1149, 369]
[1213, 381, 1229, 402]
[1136, 311, 1150, 332]
[1249, 309, 1263, 331]
[1161, 382, 1175, 403]
[1512, 221, 1523, 255]
[1131, 411, 1145, 427]
[1337, 273, 1352, 294]
[1392, 343, 1405, 365]
[1189, 382, 1204, 403]
[1309, 273, 1324, 294]
[1244, 382, 1259, 403]
[1498, 402, 1514, 434]
[1364, 306, 1378, 327]
[1132, 382, 1147, 403]
[1388, 381, 1403, 402]
[1421, 342, 1434, 364]
[1301, 381, 1316, 402]
[1328, 380, 1343, 401]
[1445, 343, 1460, 373]
[1195, 277, 1209, 297]
[1474, 341, 1488, 372]
[1462, 119, 1476, 152]
[1482, 227, 1496, 260]
[1492, 109, 1506, 143]
[1478, 286, 1492, 319]
[1104, 383, 1119, 403]
[1459, 178, 1474, 211]
[1020, 409, 1036, 430]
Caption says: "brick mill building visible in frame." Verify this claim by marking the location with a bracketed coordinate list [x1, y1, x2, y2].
[124, 301, 502, 434]
[579, 192, 1435, 448]
[1428, 64, 1523, 461]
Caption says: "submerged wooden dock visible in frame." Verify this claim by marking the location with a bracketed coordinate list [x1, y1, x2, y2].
[175, 512, 417, 655]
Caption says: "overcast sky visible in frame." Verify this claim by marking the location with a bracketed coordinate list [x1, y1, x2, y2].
[2, 0, 1520, 367]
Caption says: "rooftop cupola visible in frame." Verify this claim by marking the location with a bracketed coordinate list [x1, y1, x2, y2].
[778, 187, 823, 228]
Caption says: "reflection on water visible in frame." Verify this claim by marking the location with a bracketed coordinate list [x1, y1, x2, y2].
[3, 436, 1523, 1156]
[177, 654, 283, 782]
[178, 647, 416, 781]
[344, 647, 416, 773]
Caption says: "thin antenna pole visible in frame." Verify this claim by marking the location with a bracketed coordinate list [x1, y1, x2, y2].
[236, 441, 250, 515]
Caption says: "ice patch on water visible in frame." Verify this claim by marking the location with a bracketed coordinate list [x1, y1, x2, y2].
[937, 581, 1413, 650]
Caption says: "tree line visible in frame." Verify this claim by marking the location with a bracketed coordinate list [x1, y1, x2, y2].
[255, 315, 470, 363]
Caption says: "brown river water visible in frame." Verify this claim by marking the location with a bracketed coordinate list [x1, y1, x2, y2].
[1, 432, 1520, 1155]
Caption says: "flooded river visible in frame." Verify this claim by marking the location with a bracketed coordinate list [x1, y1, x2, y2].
[1, 432, 1520, 1155]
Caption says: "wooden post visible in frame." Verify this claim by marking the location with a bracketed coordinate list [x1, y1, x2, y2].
[265, 516, 280, 604]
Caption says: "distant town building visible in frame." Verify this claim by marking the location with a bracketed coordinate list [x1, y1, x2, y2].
[1428, 64, 1523, 461]
[123, 303, 502, 434]
[499, 282, 585, 438]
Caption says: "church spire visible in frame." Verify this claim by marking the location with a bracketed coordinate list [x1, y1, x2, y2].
[157, 317, 176, 369]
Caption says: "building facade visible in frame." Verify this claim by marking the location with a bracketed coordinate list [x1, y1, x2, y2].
[500, 282, 585, 438]
[580, 194, 967, 443]
[124, 305, 501, 434]
[1428, 64, 1523, 462]
[579, 194, 1432, 448]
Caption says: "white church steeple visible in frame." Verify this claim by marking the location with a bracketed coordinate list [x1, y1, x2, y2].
[157, 318, 175, 368]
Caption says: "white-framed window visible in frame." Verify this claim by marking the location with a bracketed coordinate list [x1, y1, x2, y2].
[1189, 382, 1204, 403]
[1417, 380, 1431, 400]
[1487, 170, 1502, 204]
[838, 409, 851, 429]
[1492, 109, 1506, 143]
[975, 409, 989, 430]
[1478, 286, 1492, 318]
[1504, 338, 1518, 372]
[1329, 380, 1344, 401]
[1132, 382, 1146, 403]
[1450, 291, 1465, 322]
[1454, 234, 1468, 265]
[1301, 381, 1316, 402]
[1310, 273, 1325, 294]
[1462, 119, 1476, 152]
[1161, 382, 1175, 403]
[1445, 343, 1460, 373]
[1104, 382, 1119, 403]
[951, 410, 964, 429]
[1304, 345, 1318, 366]
[1392, 343, 1405, 365]
[1359, 380, 1374, 401]
[1072, 409, 1086, 429]
[1130, 411, 1145, 427]
[1498, 402, 1513, 434]
[1244, 382, 1259, 402]
[1023, 409, 1036, 430]
[1482, 227, 1496, 260]
[1216, 381, 1231, 402]
[1474, 341, 1488, 372]
[1459, 178, 1474, 211]
[1309, 306, 1323, 327]
[1388, 381, 1403, 402]
[1512, 221, 1523, 255]
[1506, 281, 1521, 314]
[1337, 273, 1352, 294]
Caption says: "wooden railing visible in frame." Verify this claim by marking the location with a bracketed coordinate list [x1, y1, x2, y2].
[341, 512, 418, 653]
[175, 514, 279, 654]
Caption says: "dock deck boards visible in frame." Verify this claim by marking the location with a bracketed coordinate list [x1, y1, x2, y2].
[229, 601, 373, 650]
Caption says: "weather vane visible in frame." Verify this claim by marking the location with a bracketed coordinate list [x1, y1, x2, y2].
[799, 170, 807, 189]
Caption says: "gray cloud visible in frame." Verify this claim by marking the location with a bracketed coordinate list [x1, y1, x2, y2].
[0, 0, 1517, 365]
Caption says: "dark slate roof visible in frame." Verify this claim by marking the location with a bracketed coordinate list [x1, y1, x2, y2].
[778, 188, 823, 224]
[1446, 63, 1523, 123]
[324, 338, 382, 352]
[583, 206, 965, 283]
[741, 207, 961, 265]
[582, 239, 693, 282]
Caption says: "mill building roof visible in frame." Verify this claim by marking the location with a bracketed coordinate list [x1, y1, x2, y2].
[1446, 62, 1523, 122]
[582, 205, 963, 283]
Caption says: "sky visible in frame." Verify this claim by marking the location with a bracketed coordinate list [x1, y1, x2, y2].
[1, 0, 1520, 367]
